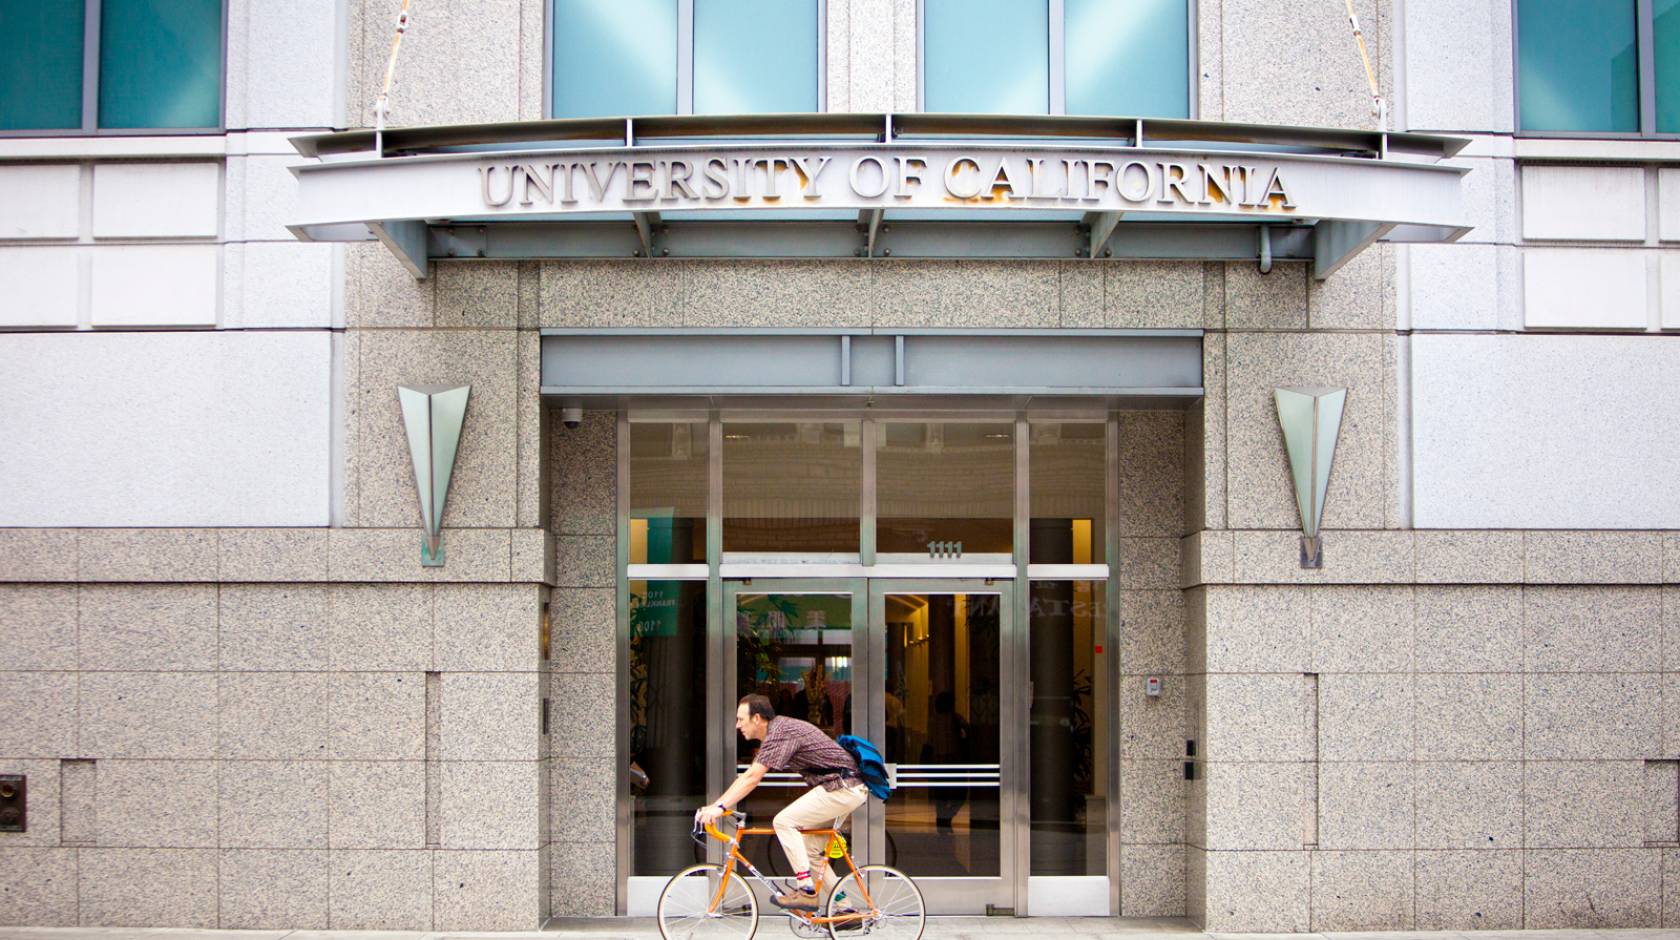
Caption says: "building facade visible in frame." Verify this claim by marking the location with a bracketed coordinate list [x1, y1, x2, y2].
[2, 0, 1680, 931]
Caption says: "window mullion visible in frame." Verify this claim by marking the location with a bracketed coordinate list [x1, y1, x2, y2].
[82, 0, 101, 131]
[1637, 0, 1657, 135]
[1048, 0, 1065, 115]
[678, 0, 695, 115]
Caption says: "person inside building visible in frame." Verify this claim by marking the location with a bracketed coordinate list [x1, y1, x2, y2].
[695, 693, 868, 911]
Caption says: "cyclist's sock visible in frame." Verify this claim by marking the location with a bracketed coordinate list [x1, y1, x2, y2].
[793, 871, 815, 894]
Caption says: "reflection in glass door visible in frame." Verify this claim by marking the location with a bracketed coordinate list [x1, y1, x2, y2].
[725, 585, 865, 882]
[868, 581, 1016, 914]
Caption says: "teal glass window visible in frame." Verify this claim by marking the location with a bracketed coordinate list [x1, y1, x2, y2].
[1065, 0, 1188, 117]
[551, 0, 678, 118]
[1517, 0, 1639, 132]
[693, 0, 818, 113]
[98, 0, 222, 129]
[0, 0, 85, 131]
[923, 0, 1049, 114]
[1658, 0, 1680, 132]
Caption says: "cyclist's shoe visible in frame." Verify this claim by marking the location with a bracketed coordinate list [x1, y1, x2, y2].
[771, 888, 820, 911]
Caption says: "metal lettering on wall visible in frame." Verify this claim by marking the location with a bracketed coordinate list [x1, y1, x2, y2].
[475, 152, 1298, 214]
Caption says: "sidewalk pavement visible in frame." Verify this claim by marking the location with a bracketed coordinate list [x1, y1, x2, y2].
[0, 922, 1677, 940]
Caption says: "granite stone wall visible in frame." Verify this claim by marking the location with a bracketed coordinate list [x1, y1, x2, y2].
[0, 572, 549, 930]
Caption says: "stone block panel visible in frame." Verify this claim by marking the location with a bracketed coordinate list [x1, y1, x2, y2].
[1231, 529, 1414, 585]
[219, 760, 329, 849]
[1203, 674, 1307, 762]
[1526, 673, 1660, 760]
[549, 840, 617, 916]
[1318, 674, 1412, 762]
[1200, 762, 1304, 851]
[438, 672, 540, 761]
[1317, 763, 1412, 850]
[1225, 329, 1386, 533]
[219, 584, 332, 672]
[1415, 849, 1522, 930]
[551, 587, 616, 674]
[1119, 759, 1185, 844]
[78, 847, 218, 927]
[80, 672, 216, 760]
[330, 760, 426, 849]
[434, 583, 541, 672]
[1309, 585, 1412, 673]
[1310, 850, 1415, 931]
[219, 671, 332, 760]
[1120, 843, 1186, 917]
[1415, 761, 1522, 850]
[77, 583, 220, 673]
[0, 672, 77, 758]
[1413, 585, 1522, 673]
[1414, 530, 1524, 584]
[0, 586, 77, 671]
[219, 848, 329, 929]
[1414, 673, 1522, 761]
[434, 849, 542, 930]
[0, 758, 60, 848]
[1527, 532, 1665, 585]
[329, 672, 426, 761]
[217, 530, 330, 583]
[551, 757, 616, 846]
[0, 846, 77, 926]
[0, 529, 77, 582]
[329, 583, 432, 671]
[328, 848, 433, 930]
[438, 761, 541, 850]
[1525, 585, 1662, 672]
[1202, 585, 1309, 674]
[96, 759, 217, 848]
[1199, 849, 1309, 932]
[1526, 760, 1648, 849]
[1524, 848, 1661, 928]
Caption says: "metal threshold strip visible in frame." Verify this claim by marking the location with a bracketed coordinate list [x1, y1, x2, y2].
[287, 112, 1471, 280]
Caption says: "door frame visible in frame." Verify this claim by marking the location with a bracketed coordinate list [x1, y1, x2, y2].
[716, 576, 1023, 915]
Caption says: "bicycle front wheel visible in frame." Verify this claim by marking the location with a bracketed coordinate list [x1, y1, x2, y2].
[824, 864, 924, 940]
[657, 863, 759, 940]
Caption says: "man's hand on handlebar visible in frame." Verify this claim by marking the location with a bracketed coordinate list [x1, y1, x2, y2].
[695, 804, 727, 827]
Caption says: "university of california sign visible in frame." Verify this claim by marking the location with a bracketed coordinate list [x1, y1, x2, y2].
[476, 151, 1299, 213]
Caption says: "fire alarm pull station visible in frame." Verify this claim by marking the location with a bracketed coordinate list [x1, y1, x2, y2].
[1145, 676, 1162, 697]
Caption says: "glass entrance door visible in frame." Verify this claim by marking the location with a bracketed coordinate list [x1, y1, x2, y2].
[866, 580, 1018, 914]
[720, 579, 1019, 915]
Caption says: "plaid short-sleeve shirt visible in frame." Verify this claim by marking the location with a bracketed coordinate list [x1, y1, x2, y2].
[752, 717, 861, 792]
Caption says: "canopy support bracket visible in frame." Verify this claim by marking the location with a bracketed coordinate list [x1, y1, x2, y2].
[859, 208, 884, 257]
[1085, 211, 1123, 260]
[632, 211, 662, 258]
[368, 220, 430, 279]
[1313, 219, 1393, 280]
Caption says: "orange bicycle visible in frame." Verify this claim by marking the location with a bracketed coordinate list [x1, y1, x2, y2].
[656, 810, 926, 940]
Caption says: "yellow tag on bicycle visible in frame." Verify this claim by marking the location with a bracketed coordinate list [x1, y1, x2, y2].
[827, 833, 847, 859]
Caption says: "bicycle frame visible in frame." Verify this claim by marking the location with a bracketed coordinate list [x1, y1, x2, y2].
[699, 814, 877, 928]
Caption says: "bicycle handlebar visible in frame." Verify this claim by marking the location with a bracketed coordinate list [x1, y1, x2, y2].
[692, 809, 748, 846]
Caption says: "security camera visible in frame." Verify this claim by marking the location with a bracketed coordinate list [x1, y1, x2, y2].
[560, 405, 583, 429]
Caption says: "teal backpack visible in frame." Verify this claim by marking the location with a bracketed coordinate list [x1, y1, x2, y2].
[836, 734, 893, 801]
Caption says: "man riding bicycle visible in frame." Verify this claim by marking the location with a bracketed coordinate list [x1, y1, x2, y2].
[696, 693, 868, 912]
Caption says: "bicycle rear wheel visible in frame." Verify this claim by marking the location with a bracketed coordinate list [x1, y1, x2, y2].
[657, 863, 759, 940]
[824, 865, 924, 940]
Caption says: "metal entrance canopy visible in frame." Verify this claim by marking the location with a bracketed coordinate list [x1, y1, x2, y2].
[288, 113, 1470, 279]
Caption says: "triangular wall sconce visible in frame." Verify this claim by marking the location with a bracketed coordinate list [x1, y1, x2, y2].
[1274, 386, 1347, 569]
[399, 384, 471, 567]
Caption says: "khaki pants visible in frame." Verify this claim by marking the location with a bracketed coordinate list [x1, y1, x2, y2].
[773, 782, 869, 889]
